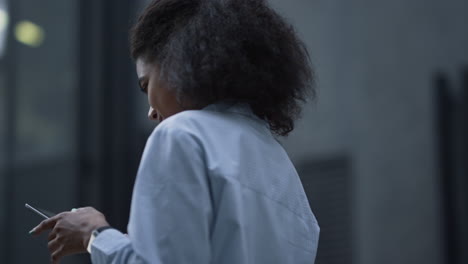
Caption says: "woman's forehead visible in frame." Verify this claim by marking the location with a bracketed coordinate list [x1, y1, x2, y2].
[136, 58, 160, 78]
[136, 58, 150, 77]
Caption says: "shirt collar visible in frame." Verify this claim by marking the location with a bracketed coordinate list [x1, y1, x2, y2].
[202, 101, 253, 116]
[202, 101, 270, 130]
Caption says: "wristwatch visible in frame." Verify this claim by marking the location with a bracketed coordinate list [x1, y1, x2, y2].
[87, 226, 113, 253]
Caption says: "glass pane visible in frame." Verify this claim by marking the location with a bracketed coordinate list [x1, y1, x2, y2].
[0, 3, 8, 262]
[0, 0, 7, 169]
[15, 0, 78, 163]
[0, 71, 5, 263]
[9, 0, 80, 263]
[0, 72, 4, 170]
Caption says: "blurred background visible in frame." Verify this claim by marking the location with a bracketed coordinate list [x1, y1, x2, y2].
[0, 0, 467, 263]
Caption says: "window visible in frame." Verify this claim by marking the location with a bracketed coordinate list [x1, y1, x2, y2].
[1, 0, 80, 263]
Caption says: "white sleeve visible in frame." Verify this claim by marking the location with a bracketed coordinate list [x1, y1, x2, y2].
[91, 123, 213, 263]
[90, 229, 148, 263]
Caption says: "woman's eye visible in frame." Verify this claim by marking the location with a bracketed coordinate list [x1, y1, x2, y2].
[140, 84, 148, 94]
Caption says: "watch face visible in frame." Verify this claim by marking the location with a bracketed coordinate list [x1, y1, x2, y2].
[88, 230, 99, 254]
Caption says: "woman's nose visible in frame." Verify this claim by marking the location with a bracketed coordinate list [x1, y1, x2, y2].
[148, 107, 158, 121]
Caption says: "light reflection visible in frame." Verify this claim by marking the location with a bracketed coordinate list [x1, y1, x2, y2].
[15, 20, 45, 47]
[0, 3, 8, 57]
[0, 9, 7, 32]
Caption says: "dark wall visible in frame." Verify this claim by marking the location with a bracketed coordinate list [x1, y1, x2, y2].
[270, 0, 468, 263]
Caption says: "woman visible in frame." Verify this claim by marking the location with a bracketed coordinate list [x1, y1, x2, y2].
[31, 0, 320, 263]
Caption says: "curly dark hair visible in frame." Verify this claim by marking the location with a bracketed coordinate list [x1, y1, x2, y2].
[130, 0, 315, 136]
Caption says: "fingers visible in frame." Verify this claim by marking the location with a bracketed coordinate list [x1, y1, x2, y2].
[30, 217, 57, 236]
[48, 228, 58, 241]
[30, 212, 67, 236]
[51, 244, 64, 264]
[48, 236, 62, 254]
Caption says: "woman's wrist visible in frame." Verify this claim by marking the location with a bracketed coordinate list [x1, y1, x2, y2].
[86, 225, 113, 253]
[76, 209, 110, 249]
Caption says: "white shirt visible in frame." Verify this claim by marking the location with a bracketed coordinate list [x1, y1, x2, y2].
[90, 102, 319, 263]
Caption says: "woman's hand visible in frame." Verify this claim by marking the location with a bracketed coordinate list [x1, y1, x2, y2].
[30, 207, 110, 264]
